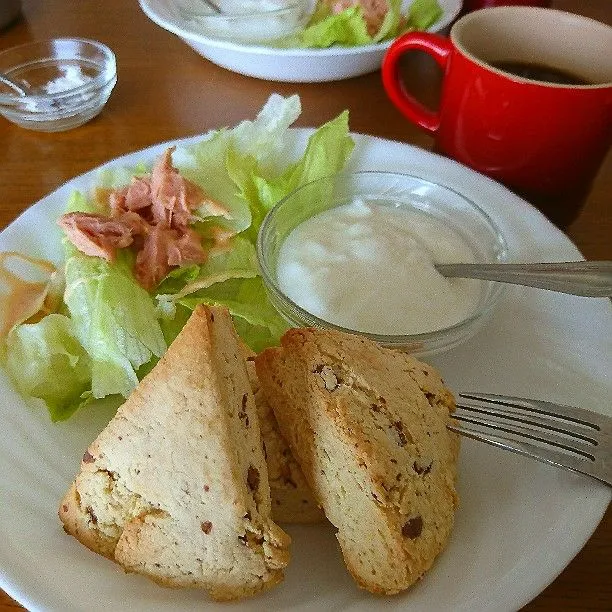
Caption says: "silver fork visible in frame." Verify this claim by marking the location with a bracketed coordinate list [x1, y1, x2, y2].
[449, 393, 611, 486]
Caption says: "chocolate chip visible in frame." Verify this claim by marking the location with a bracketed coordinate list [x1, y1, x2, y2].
[201, 521, 212, 534]
[86, 506, 98, 525]
[402, 516, 423, 539]
[203, 484, 210, 492]
[82, 451, 95, 464]
[413, 460, 432, 475]
[247, 465, 260, 492]
[392, 421, 409, 447]
[238, 409, 249, 427]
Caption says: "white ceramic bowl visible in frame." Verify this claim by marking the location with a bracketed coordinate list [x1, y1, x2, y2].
[0, 38, 117, 132]
[138, 0, 462, 82]
[176, 0, 316, 43]
[257, 171, 508, 356]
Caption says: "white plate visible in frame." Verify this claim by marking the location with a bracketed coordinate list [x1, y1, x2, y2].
[0, 130, 610, 612]
[138, 0, 462, 82]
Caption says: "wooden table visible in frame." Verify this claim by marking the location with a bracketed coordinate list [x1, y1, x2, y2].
[0, 1, 609, 610]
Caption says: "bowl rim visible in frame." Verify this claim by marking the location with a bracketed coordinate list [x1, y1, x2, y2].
[256, 170, 509, 348]
[0, 37, 117, 106]
[138, 0, 461, 56]
[187, 0, 311, 19]
[176, 0, 317, 44]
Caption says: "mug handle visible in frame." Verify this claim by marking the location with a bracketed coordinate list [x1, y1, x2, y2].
[382, 33, 453, 134]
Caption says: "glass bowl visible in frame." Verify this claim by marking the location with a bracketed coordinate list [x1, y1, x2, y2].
[0, 38, 117, 132]
[176, 0, 316, 43]
[257, 171, 509, 357]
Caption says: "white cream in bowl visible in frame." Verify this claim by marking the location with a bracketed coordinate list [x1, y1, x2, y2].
[276, 198, 481, 335]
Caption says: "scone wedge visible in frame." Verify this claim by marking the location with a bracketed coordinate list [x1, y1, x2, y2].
[243, 347, 325, 524]
[255, 328, 459, 595]
[59, 305, 290, 601]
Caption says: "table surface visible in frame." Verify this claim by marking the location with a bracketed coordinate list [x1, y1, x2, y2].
[0, 0, 610, 610]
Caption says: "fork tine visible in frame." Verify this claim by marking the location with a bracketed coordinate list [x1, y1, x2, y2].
[447, 422, 608, 485]
[456, 395, 600, 447]
[451, 410, 597, 459]
[459, 392, 607, 429]
[451, 393, 611, 487]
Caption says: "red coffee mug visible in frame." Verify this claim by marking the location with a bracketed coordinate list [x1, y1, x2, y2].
[381, 7, 612, 228]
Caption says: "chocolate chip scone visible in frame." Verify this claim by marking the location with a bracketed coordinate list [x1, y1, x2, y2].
[59, 305, 290, 601]
[241, 344, 325, 524]
[255, 328, 459, 595]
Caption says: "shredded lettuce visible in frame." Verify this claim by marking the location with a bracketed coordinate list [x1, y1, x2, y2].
[275, 0, 443, 48]
[63, 247, 166, 399]
[5, 314, 92, 421]
[157, 106, 354, 350]
[299, 5, 371, 48]
[180, 93, 303, 235]
[408, 0, 444, 30]
[2, 94, 355, 419]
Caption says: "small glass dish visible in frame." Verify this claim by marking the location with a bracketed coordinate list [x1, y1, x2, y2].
[257, 171, 509, 357]
[177, 0, 316, 43]
[0, 38, 117, 132]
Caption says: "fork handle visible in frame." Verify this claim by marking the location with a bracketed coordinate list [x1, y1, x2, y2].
[436, 261, 612, 297]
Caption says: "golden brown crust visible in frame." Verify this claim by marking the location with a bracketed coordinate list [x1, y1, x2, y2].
[255, 327, 459, 595]
[242, 347, 325, 524]
[59, 305, 290, 601]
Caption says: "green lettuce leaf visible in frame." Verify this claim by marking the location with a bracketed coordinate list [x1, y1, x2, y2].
[156, 235, 259, 318]
[182, 93, 303, 234]
[275, 0, 442, 48]
[63, 247, 166, 399]
[374, 0, 403, 43]
[408, 0, 444, 30]
[299, 6, 371, 48]
[3, 95, 357, 422]
[227, 109, 354, 240]
[5, 314, 92, 421]
[177, 276, 290, 352]
[156, 107, 354, 350]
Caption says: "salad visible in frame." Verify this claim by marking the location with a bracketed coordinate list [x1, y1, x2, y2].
[1, 94, 354, 422]
[183, 0, 444, 47]
[281, 0, 443, 48]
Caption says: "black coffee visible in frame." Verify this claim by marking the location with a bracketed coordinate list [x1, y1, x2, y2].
[491, 61, 592, 85]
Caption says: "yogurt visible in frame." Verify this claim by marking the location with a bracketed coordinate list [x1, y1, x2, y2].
[276, 199, 482, 335]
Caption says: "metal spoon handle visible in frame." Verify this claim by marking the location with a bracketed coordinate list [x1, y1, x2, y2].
[435, 261, 612, 297]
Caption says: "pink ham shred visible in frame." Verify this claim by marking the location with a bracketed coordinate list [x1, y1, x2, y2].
[58, 213, 134, 261]
[327, 0, 389, 35]
[58, 147, 232, 290]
